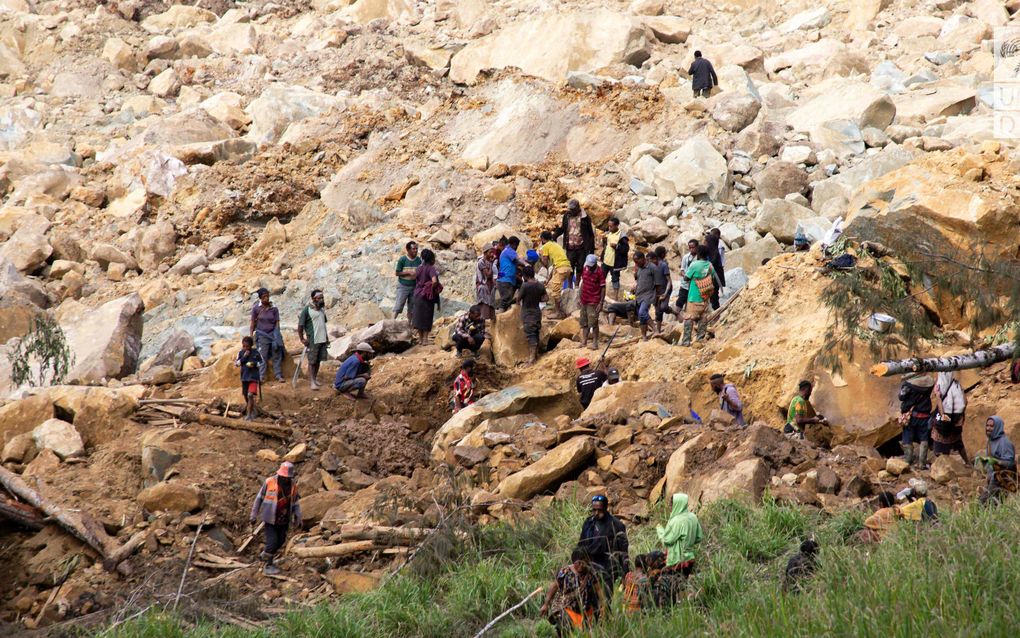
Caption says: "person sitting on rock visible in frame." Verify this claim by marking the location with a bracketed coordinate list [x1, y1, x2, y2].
[621, 553, 655, 613]
[976, 415, 1017, 504]
[575, 357, 608, 411]
[784, 380, 827, 439]
[250, 461, 302, 576]
[782, 539, 819, 592]
[655, 492, 703, 604]
[452, 305, 486, 358]
[452, 359, 476, 413]
[516, 265, 547, 364]
[234, 336, 264, 421]
[710, 373, 745, 428]
[333, 342, 374, 399]
[539, 546, 600, 635]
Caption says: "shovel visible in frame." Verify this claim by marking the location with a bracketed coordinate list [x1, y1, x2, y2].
[291, 347, 307, 389]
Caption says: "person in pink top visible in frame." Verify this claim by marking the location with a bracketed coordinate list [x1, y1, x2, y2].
[578, 255, 606, 349]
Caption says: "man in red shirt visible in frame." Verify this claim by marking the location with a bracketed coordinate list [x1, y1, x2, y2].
[579, 255, 606, 349]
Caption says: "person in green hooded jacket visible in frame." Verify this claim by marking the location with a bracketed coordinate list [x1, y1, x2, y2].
[656, 493, 703, 572]
[681, 245, 721, 346]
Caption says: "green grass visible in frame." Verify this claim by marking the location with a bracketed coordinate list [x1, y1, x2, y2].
[99, 496, 1020, 638]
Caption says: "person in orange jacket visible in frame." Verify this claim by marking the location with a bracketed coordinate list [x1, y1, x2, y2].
[250, 461, 302, 575]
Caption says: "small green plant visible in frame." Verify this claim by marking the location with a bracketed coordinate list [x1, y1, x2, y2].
[7, 313, 75, 387]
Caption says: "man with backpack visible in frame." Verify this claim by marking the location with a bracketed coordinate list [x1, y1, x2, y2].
[681, 245, 721, 346]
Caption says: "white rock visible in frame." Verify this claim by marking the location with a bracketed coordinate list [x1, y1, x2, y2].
[32, 419, 85, 460]
[245, 85, 347, 146]
[754, 199, 816, 243]
[779, 7, 830, 33]
[810, 119, 865, 159]
[149, 68, 181, 98]
[653, 136, 729, 201]
[61, 293, 145, 383]
[102, 38, 137, 71]
[142, 5, 217, 32]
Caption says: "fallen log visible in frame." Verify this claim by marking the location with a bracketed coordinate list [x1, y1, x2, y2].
[179, 410, 291, 439]
[289, 540, 376, 558]
[338, 525, 433, 545]
[871, 343, 1015, 377]
[101, 529, 150, 571]
[0, 465, 114, 557]
[472, 586, 544, 638]
[0, 491, 45, 528]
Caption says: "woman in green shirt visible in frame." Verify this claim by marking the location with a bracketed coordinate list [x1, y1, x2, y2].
[681, 244, 721, 346]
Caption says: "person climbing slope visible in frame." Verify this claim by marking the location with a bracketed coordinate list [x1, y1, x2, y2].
[250, 462, 302, 575]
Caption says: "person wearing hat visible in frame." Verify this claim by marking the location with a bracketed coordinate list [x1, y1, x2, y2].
[250, 461, 302, 575]
[577, 493, 630, 602]
[554, 199, 595, 286]
[333, 342, 374, 399]
[898, 373, 934, 468]
[297, 289, 330, 390]
[578, 254, 606, 349]
[576, 357, 608, 411]
[606, 368, 620, 385]
[249, 287, 283, 383]
[539, 230, 574, 319]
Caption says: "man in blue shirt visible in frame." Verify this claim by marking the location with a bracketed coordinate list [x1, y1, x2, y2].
[496, 236, 525, 312]
[333, 342, 375, 399]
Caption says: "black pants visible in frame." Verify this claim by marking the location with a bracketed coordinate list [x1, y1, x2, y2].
[496, 282, 516, 311]
[675, 288, 688, 311]
[694, 87, 711, 97]
[566, 249, 585, 284]
[264, 522, 288, 557]
[710, 290, 720, 310]
[453, 334, 483, 353]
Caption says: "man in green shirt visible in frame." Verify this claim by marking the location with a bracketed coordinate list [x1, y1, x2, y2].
[393, 241, 421, 325]
[298, 290, 330, 391]
[785, 380, 828, 439]
[681, 244, 721, 346]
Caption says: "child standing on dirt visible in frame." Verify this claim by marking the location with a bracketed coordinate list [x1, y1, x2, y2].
[234, 336, 263, 421]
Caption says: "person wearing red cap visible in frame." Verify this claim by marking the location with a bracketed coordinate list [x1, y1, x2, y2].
[575, 357, 608, 411]
[250, 461, 302, 575]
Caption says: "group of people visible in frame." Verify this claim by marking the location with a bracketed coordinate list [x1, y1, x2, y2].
[538, 493, 704, 634]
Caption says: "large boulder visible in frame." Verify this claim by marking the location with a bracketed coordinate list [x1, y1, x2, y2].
[496, 435, 596, 499]
[60, 293, 145, 383]
[710, 93, 761, 133]
[810, 144, 915, 215]
[753, 162, 807, 201]
[141, 5, 217, 32]
[891, 83, 976, 123]
[726, 234, 781, 275]
[148, 330, 196, 371]
[135, 221, 177, 272]
[810, 119, 865, 159]
[31, 418, 84, 460]
[489, 305, 533, 367]
[343, 0, 419, 24]
[245, 85, 347, 146]
[432, 380, 576, 457]
[329, 320, 413, 360]
[754, 199, 817, 244]
[137, 482, 204, 513]
[0, 226, 51, 274]
[787, 79, 896, 134]
[582, 381, 692, 421]
[450, 10, 649, 85]
[653, 136, 729, 201]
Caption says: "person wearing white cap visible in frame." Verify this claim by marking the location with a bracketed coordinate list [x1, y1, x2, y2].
[333, 342, 374, 399]
[250, 461, 302, 575]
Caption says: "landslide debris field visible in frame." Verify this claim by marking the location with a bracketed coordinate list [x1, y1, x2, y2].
[1, 0, 1019, 634]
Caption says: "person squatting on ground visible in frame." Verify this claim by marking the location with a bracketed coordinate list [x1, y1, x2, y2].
[655, 493, 703, 604]
[575, 357, 608, 411]
[452, 359, 475, 413]
[782, 539, 819, 593]
[578, 494, 630, 604]
[600, 217, 629, 300]
[539, 546, 600, 636]
[898, 373, 934, 468]
[333, 342, 374, 399]
[517, 265, 547, 364]
[578, 254, 606, 350]
[250, 461, 302, 575]
[976, 415, 1017, 504]
[452, 305, 486, 357]
[234, 336, 263, 421]
[785, 380, 827, 439]
[681, 244, 721, 346]
[539, 230, 574, 319]
[621, 554, 655, 613]
[554, 199, 595, 285]
[861, 480, 938, 542]
[393, 241, 421, 324]
[250, 287, 283, 383]
[632, 251, 665, 342]
[297, 289, 330, 391]
[710, 373, 745, 428]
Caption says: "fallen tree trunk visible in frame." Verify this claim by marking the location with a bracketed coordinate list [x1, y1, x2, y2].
[0, 465, 114, 557]
[338, 525, 434, 545]
[289, 540, 376, 558]
[101, 529, 150, 571]
[179, 410, 291, 439]
[871, 343, 1016, 377]
[0, 491, 45, 528]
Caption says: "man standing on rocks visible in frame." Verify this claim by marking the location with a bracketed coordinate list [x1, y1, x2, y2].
[600, 217, 629, 300]
[704, 230, 726, 310]
[898, 373, 934, 468]
[250, 287, 283, 383]
[681, 245, 720, 347]
[649, 247, 673, 335]
[674, 240, 698, 313]
[517, 265, 547, 364]
[452, 305, 486, 358]
[710, 373, 745, 428]
[632, 251, 664, 342]
[575, 357, 608, 411]
[297, 290, 330, 390]
[250, 461, 302, 576]
[393, 241, 421, 326]
[497, 236, 525, 312]
[555, 199, 595, 286]
[579, 254, 606, 349]
[578, 494, 629, 603]
[688, 50, 718, 98]
[333, 342, 375, 399]
[539, 230, 574, 319]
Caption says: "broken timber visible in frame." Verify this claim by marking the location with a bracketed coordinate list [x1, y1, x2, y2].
[0, 490, 45, 528]
[871, 343, 1016, 377]
[289, 540, 376, 558]
[179, 410, 291, 439]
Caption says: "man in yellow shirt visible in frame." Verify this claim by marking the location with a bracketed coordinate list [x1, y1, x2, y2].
[540, 230, 573, 319]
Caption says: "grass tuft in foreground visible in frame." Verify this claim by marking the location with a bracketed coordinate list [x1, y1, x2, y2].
[100, 496, 1020, 638]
